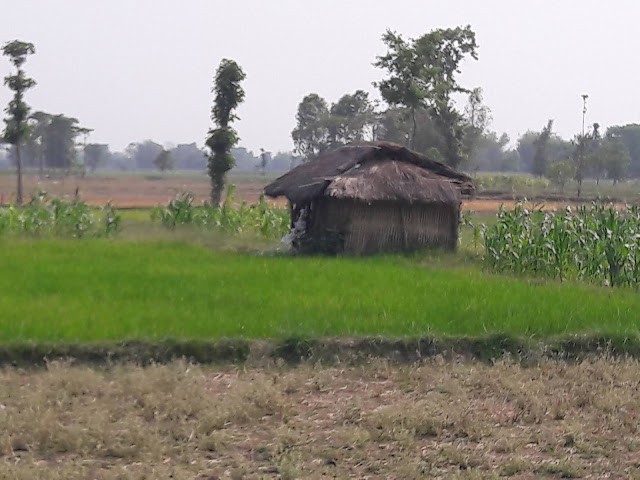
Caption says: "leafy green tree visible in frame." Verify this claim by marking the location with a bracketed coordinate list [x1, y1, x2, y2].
[472, 132, 520, 172]
[205, 59, 246, 205]
[291, 93, 330, 159]
[83, 143, 110, 172]
[42, 114, 81, 171]
[328, 90, 377, 146]
[377, 106, 445, 156]
[126, 140, 163, 170]
[1, 40, 36, 205]
[605, 124, 640, 177]
[28, 111, 51, 176]
[572, 123, 600, 196]
[153, 149, 174, 172]
[462, 87, 491, 162]
[170, 143, 206, 170]
[532, 120, 554, 177]
[598, 137, 631, 184]
[374, 25, 478, 165]
[546, 160, 576, 193]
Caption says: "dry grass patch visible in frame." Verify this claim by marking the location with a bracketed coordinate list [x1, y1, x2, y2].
[0, 358, 639, 478]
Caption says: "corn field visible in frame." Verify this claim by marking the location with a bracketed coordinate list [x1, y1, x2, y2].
[0, 193, 121, 237]
[151, 188, 289, 239]
[477, 202, 640, 287]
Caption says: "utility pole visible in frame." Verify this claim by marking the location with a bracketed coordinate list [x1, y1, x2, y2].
[577, 94, 589, 198]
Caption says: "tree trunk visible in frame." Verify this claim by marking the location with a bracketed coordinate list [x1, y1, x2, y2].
[577, 179, 582, 198]
[16, 144, 23, 206]
[210, 173, 225, 207]
[410, 108, 417, 150]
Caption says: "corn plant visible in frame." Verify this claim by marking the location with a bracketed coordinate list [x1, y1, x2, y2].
[480, 202, 640, 287]
[0, 193, 121, 238]
[151, 189, 289, 239]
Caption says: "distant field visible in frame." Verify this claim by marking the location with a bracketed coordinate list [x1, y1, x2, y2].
[1, 170, 639, 211]
[2, 239, 640, 343]
[0, 171, 282, 207]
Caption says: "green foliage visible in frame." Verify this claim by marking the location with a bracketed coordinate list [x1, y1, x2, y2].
[153, 149, 174, 172]
[532, 120, 553, 177]
[206, 59, 246, 205]
[42, 114, 81, 170]
[374, 25, 478, 162]
[597, 137, 631, 184]
[0, 193, 121, 237]
[545, 160, 575, 192]
[606, 124, 640, 176]
[151, 191, 289, 239]
[83, 143, 110, 173]
[483, 202, 640, 287]
[291, 90, 379, 158]
[291, 93, 330, 158]
[2, 40, 36, 205]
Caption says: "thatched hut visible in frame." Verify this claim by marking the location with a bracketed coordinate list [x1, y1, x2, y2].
[264, 142, 474, 255]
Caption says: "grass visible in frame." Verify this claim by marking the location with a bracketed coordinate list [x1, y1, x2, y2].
[0, 358, 638, 478]
[2, 239, 640, 343]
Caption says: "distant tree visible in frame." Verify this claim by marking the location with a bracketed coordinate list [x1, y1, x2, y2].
[291, 93, 330, 159]
[42, 114, 81, 171]
[257, 148, 270, 175]
[83, 143, 110, 172]
[126, 140, 163, 170]
[377, 106, 445, 157]
[374, 25, 478, 166]
[28, 111, 51, 176]
[328, 90, 377, 147]
[532, 120, 554, 177]
[472, 132, 520, 172]
[153, 149, 174, 172]
[462, 87, 492, 163]
[1, 40, 36, 205]
[605, 124, 640, 177]
[205, 58, 246, 205]
[546, 160, 576, 193]
[270, 151, 299, 171]
[598, 137, 631, 184]
[171, 143, 206, 170]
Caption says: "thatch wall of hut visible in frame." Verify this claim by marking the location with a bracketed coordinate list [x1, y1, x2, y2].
[308, 197, 459, 255]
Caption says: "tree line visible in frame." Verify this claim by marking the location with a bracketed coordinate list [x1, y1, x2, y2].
[290, 26, 639, 192]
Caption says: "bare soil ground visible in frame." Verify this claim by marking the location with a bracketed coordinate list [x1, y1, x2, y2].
[0, 174, 275, 208]
[0, 173, 618, 211]
[1, 359, 639, 479]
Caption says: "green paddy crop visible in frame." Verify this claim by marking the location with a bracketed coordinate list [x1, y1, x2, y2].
[2, 239, 640, 343]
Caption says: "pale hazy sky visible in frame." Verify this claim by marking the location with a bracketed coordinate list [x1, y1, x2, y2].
[1, 0, 639, 154]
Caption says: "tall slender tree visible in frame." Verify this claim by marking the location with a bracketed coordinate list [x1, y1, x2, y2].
[2, 40, 36, 205]
[205, 59, 246, 205]
[532, 120, 554, 177]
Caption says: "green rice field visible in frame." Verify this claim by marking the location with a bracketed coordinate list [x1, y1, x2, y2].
[1, 239, 639, 343]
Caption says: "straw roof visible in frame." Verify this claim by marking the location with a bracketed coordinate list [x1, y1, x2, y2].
[264, 142, 474, 205]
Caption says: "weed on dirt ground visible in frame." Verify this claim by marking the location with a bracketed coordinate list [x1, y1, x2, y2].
[0, 358, 639, 478]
